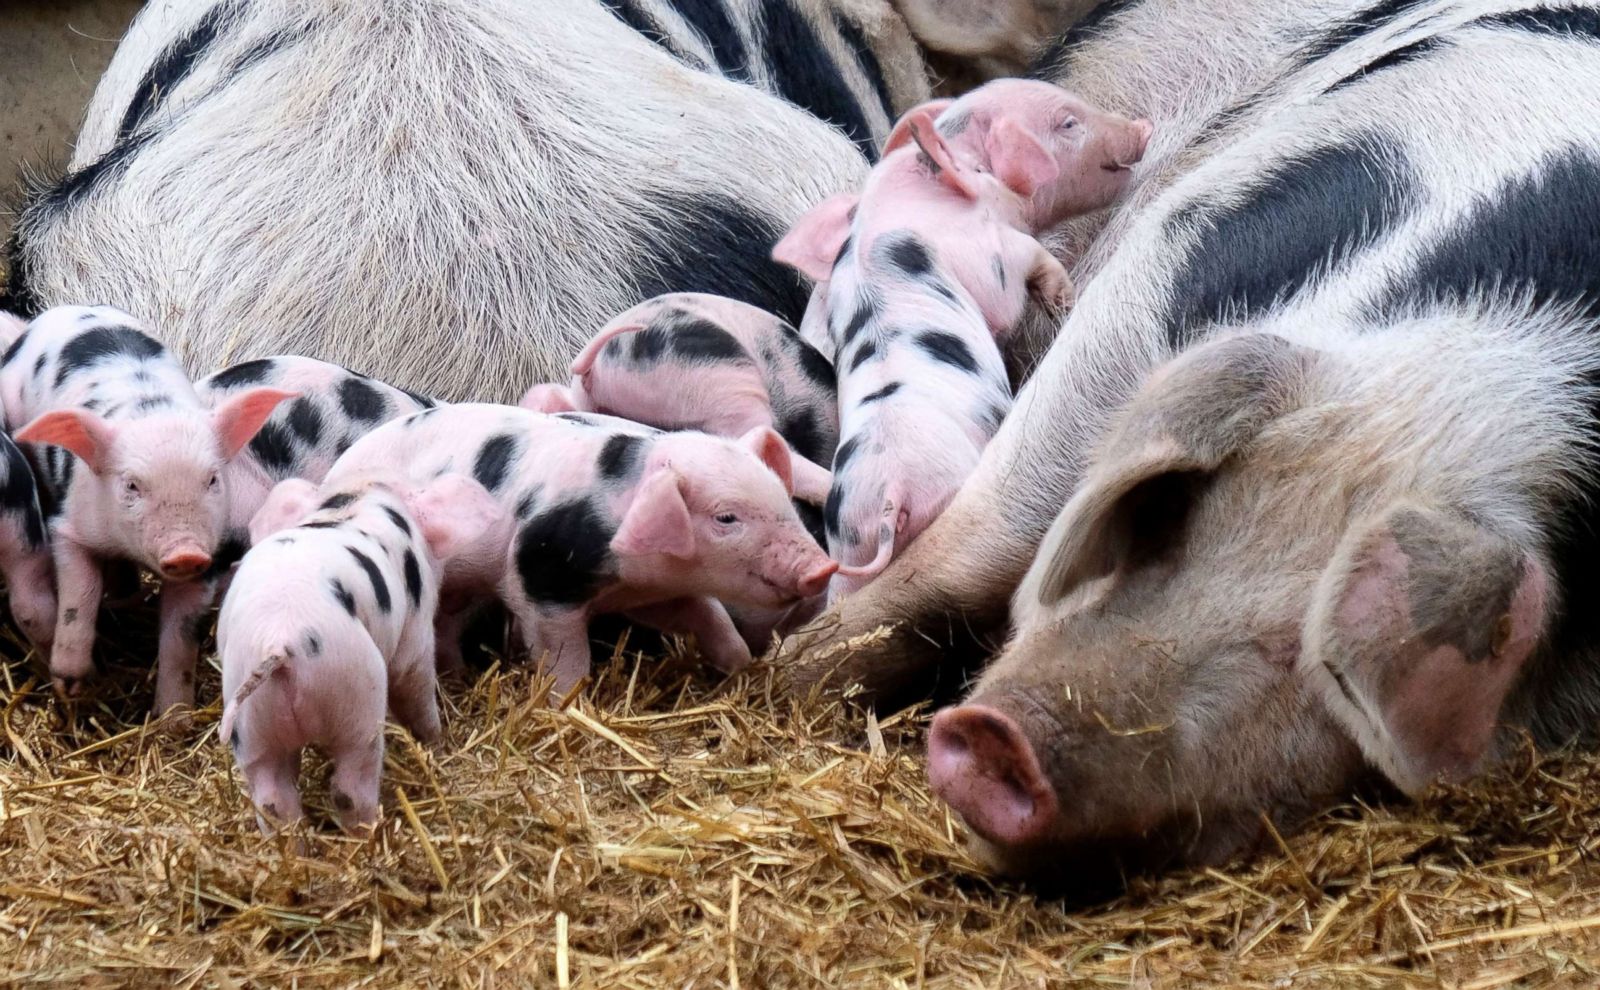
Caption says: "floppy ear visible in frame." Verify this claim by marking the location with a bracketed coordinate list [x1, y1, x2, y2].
[906, 110, 983, 199]
[739, 426, 794, 495]
[985, 116, 1059, 198]
[1031, 333, 1317, 605]
[882, 98, 955, 156]
[212, 387, 298, 459]
[612, 467, 695, 559]
[249, 478, 322, 543]
[772, 193, 859, 282]
[407, 473, 504, 560]
[15, 408, 118, 474]
[1302, 502, 1547, 795]
[519, 383, 579, 414]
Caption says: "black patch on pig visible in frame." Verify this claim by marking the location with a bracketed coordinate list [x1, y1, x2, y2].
[403, 549, 423, 607]
[1, 332, 30, 368]
[514, 489, 540, 520]
[1029, 0, 1144, 76]
[598, 433, 644, 481]
[860, 382, 901, 404]
[381, 505, 412, 537]
[1324, 36, 1445, 93]
[29, 354, 46, 379]
[300, 520, 341, 530]
[473, 434, 520, 493]
[332, 790, 353, 812]
[1480, 5, 1600, 40]
[338, 376, 388, 422]
[1289, 0, 1438, 69]
[668, 317, 748, 363]
[599, 0, 699, 65]
[916, 331, 979, 373]
[304, 632, 322, 656]
[672, 0, 751, 80]
[762, 0, 879, 158]
[203, 533, 248, 581]
[832, 433, 862, 472]
[285, 398, 323, 445]
[629, 325, 670, 364]
[183, 612, 207, 645]
[55, 326, 166, 386]
[133, 395, 173, 414]
[786, 329, 837, 393]
[793, 496, 828, 547]
[1164, 133, 1417, 345]
[118, 0, 239, 141]
[993, 256, 1007, 290]
[206, 358, 275, 388]
[348, 548, 392, 614]
[248, 422, 297, 473]
[839, 298, 877, 346]
[321, 492, 356, 511]
[848, 339, 878, 371]
[330, 578, 357, 616]
[823, 481, 845, 538]
[882, 234, 935, 278]
[831, 9, 895, 120]
[631, 192, 812, 327]
[226, 21, 318, 78]
[0, 439, 46, 548]
[779, 408, 829, 465]
[515, 499, 616, 606]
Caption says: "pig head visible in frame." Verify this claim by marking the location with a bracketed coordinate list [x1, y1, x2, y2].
[927, 333, 1551, 881]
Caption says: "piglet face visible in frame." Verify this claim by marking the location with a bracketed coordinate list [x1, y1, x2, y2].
[1024, 91, 1152, 223]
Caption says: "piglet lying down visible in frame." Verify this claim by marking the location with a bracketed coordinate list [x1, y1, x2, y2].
[323, 404, 837, 696]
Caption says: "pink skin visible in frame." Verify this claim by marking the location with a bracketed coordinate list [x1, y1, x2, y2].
[520, 293, 839, 504]
[0, 306, 294, 709]
[886, 80, 1154, 232]
[219, 475, 498, 835]
[0, 427, 56, 651]
[324, 404, 837, 697]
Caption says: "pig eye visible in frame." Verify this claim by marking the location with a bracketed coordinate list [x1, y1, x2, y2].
[124, 480, 141, 497]
[207, 474, 221, 491]
[1060, 117, 1079, 131]
[715, 512, 739, 526]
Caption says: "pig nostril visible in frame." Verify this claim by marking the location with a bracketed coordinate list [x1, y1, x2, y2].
[927, 705, 1059, 848]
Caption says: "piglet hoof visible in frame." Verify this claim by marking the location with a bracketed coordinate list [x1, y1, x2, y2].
[51, 674, 89, 702]
[150, 704, 195, 738]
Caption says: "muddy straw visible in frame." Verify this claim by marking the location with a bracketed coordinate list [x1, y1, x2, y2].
[3, 618, 1600, 988]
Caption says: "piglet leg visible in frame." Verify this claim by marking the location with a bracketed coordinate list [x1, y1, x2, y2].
[1023, 238, 1075, 314]
[48, 539, 102, 700]
[154, 578, 215, 715]
[510, 600, 592, 701]
[625, 597, 752, 674]
[244, 749, 305, 835]
[788, 453, 835, 505]
[328, 734, 383, 836]
[390, 626, 443, 745]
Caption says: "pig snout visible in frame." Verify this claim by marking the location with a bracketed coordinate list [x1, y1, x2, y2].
[928, 705, 1061, 849]
[1109, 119, 1153, 170]
[159, 545, 213, 581]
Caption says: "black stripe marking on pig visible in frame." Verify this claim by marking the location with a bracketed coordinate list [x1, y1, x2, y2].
[1479, 6, 1600, 41]
[780, 408, 829, 464]
[348, 548, 392, 614]
[860, 382, 901, 404]
[823, 482, 845, 538]
[916, 330, 980, 373]
[786, 328, 837, 392]
[1291, 0, 1438, 69]
[0, 232, 40, 317]
[831, 11, 895, 120]
[600, 0, 700, 66]
[249, 422, 297, 473]
[206, 358, 275, 388]
[882, 234, 935, 278]
[831, 433, 862, 473]
[1324, 36, 1446, 93]
[516, 499, 616, 606]
[381, 505, 412, 537]
[1, 333, 29, 368]
[227, 20, 318, 78]
[403, 549, 423, 607]
[473, 434, 520, 493]
[118, 1, 240, 140]
[628, 326, 671, 364]
[1030, 0, 1146, 76]
[762, 0, 879, 157]
[330, 578, 357, 616]
[672, 0, 752, 80]
[849, 339, 878, 371]
[55, 326, 166, 387]
[286, 398, 323, 445]
[134, 395, 173, 414]
[338, 377, 388, 422]
[203, 533, 247, 580]
[838, 297, 878, 347]
[633, 193, 812, 327]
[0, 439, 46, 549]
[321, 492, 357, 511]
[1164, 134, 1416, 345]
[34, 130, 157, 213]
[304, 632, 321, 657]
[598, 434, 644, 481]
[399, 386, 437, 409]
[668, 317, 747, 363]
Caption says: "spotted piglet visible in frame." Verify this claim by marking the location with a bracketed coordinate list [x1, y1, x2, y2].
[218, 474, 499, 834]
[0, 314, 55, 650]
[520, 293, 839, 504]
[0, 306, 294, 708]
[325, 405, 837, 696]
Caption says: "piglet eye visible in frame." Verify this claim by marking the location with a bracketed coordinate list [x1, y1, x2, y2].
[125, 480, 141, 497]
[715, 512, 739, 525]
[208, 474, 221, 490]
[1060, 117, 1079, 130]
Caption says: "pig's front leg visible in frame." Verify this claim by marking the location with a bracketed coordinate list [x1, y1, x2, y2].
[154, 578, 216, 715]
[1022, 235, 1075, 315]
[48, 539, 103, 699]
[509, 599, 592, 700]
[625, 597, 751, 674]
[389, 625, 443, 745]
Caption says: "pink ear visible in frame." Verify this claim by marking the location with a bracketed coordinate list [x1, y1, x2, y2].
[986, 117, 1060, 198]
[519, 383, 579, 414]
[611, 467, 695, 559]
[15, 409, 117, 474]
[213, 387, 298, 460]
[907, 111, 982, 199]
[883, 98, 955, 155]
[249, 478, 321, 544]
[408, 473, 504, 560]
[739, 426, 794, 496]
[772, 193, 858, 282]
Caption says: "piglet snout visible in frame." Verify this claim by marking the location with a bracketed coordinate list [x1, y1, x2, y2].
[795, 559, 839, 598]
[928, 704, 1060, 849]
[159, 546, 213, 581]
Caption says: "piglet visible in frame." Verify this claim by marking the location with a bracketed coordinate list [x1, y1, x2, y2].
[522, 293, 839, 503]
[0, 315, 55, 650]
[0, 306, 294, 708]
[219, 474, 498, 834]
[324, 404, 838, 696]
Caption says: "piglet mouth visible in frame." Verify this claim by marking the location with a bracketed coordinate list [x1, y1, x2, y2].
[1102, 162, 1136, 173]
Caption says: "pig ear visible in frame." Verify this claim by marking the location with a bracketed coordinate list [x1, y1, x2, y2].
[1031, 334, 1316, 606]
[407, 473, 503, 560]
[906, 111, 983, 199]
[249, 478, 322, 543]
[772, 193, 859, 282]
[212, 387, 298, 460]
[985, 117, 1059, 198]
[882, 98, 955, 155]
[519, 384, 579, 414]
[1302, 502, 1547, 795]
[15, 409, 117, 474]
[739, 426, 794, 496]
[611, 467, 695, 559]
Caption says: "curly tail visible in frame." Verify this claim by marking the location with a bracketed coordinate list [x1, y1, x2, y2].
[833, 494, 903, 581]
[218, 647, 293, 744]
[570, 320, 647, 377]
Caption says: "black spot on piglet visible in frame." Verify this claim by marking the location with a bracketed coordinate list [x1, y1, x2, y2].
[859, 382, 901, 404]
[403, 549, 423, 607]
[516, 498, 616, 605]
[597, 433, 643, 481]
[207, 358, 276, 389]
[286, 398, 323, 445]
[347, 548, 392, 613]
[916, 330, 979, 373]
[321, 492, 357, 511]
[330, 578, 357, 615]
[249, 422, 297, 472]
[55, 325, 165, 387]
[339, 377, 388, 422]
[473, 434, 520, 493]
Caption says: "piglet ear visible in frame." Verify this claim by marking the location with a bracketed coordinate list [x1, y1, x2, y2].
[772, 193, 859, 282]
[1302, 501, 1548, 795]
[882, 98, 955, 156]
[519, 384, 579, 414]
[985, 116, 1059, 199]
[212, 387, 298, 460]
[407, 473, 503, 560]
[739, 426, 794, 496]
[907, 110, 983, 199]
[249, 478, 322, 544]
[611, 467, 695, 559]
[16, 409, 117, 474]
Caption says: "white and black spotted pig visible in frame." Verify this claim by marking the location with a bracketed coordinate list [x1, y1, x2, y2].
[0, 305, 293, 710]
[323, 404, 837, 696]
[219, 474, 498, 835]
[521, 293, 840, 504]
[0, 313, 56, 651]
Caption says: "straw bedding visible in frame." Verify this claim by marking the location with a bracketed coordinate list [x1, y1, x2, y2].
[2, 613, 1599, 990]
